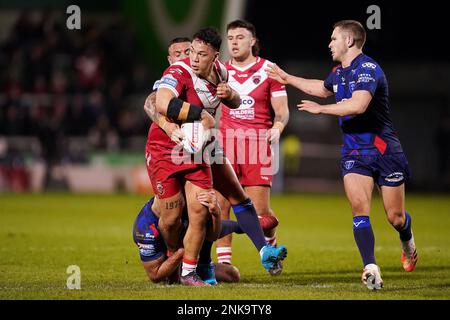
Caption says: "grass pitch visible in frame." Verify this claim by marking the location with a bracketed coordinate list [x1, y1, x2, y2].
[1, 192, 449, 300]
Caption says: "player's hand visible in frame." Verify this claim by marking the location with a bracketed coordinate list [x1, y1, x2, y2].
[267, 127, 281, 144]
[165, 123, 184, 145]
[265, 63, 289, 84]
[217, 82, 234, 100]
[200, 109, 215, 129]
[298, 100, 323, 114]
[197, 190, 221, 217]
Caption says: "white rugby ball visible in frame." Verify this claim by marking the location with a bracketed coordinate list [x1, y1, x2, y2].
[181, 121, 207, 154]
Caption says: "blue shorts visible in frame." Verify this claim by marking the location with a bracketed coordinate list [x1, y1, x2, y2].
[340, 153, 411, 187]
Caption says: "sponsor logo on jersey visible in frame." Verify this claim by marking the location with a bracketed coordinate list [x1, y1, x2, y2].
[239, 95, 255, 108]
[362, 62, 377, 69]
[160, 74, 178, 88]
[156, 181, 165, 195]
[357, 73, 376, 83]
[138, 242, 156, 257]
[229, 95, 255, 119]
[333, 84, 338, 93]
[344, 160, 355, 170]
[237, 73, 248, 78]
[152, 80, 161, 91]
[385, 172, 404, 183]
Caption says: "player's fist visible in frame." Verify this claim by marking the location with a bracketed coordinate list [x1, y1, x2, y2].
[217, 81, 234, 100]
[166, 123, 184, 145]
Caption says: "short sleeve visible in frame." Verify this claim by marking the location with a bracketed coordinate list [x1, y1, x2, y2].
[324, 71, 335, 92]
[269, 78, 287, 98]
[157, 65, 187, 97]
[353, 63, 379, 95]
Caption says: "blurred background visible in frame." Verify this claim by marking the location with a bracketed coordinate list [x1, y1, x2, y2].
[0, 0, 449, 194]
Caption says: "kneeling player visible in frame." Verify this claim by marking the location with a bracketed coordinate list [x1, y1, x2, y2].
[133, 191, 263, 285]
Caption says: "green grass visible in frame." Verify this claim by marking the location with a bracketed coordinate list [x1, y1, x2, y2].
[1, 192, 450, 299]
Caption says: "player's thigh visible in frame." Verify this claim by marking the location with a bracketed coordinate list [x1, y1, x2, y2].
[156, 191, 185, 225]
[380, 184, 406, 227]
[343, 173, 374, 215]
[244, 185, 271, 216]
[211, 158, 247, 205]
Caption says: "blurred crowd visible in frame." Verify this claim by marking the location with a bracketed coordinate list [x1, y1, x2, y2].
[0, 10, 151, 156]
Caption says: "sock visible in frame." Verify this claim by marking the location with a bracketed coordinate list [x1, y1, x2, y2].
[216, 247, 232, 264]
[353, 216, 376, 267]
[397, 211, 413, 242]
[265, 235, 277, 247]
[181, 257, 197, 276]
[232, 198, 267, 251]
[198, 240, 213, 265]
[219, 220, 243, 238]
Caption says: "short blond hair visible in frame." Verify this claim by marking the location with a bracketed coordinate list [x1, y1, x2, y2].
[333, 20, 366, 49]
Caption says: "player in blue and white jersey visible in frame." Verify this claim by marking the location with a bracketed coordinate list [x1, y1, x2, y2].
[133, 191, 264, 285]
[266, 20, 417, 290]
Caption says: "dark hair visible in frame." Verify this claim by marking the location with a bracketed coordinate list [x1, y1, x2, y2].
[333, 20, 366, 49]
[169, 37, 191, 47]
[192, 27, 221, 52]
[226, 19, 260, 56]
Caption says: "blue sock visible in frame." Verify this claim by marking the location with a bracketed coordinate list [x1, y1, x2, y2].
[398, 211, 413, 242]
[232, 198, 266, 251]
[353, 216, 376, 267]
[198, 240, 213, 265]
[219, 220, 243, 238]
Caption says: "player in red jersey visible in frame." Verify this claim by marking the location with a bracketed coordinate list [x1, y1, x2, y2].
[215, 20, 289, 274]
[146, 29, 288, 285]
[150, 28, 238, 286]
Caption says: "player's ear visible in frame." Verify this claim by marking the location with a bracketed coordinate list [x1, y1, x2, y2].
[348, 36, 355, 48]
[250, 37, 256, 47]
[167, 56, 172, 64]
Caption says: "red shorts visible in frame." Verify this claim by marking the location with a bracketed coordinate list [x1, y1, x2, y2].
[222, 136, 274, 187]
[146, 145, 213, 199]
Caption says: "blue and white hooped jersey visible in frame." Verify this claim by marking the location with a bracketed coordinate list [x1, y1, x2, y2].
[324, 53, 403, 156]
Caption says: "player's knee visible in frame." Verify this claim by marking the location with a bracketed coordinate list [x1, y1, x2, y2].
[349, 198, 370, 215]
[387, 210, 405, 229]
[159, 214, 181, 230]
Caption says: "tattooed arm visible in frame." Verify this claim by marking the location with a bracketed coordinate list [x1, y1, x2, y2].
[143, 92, 184, 144]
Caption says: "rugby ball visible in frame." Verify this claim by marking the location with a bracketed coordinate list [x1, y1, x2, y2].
[181, 121, 207, 154]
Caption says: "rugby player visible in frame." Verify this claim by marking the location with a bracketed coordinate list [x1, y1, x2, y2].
[148, 28, 287, 286]
[266, 20, 417, 290]
[215, 20, 289, 274]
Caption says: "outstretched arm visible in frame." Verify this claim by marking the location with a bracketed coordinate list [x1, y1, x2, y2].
[298, 90, 372, 117]
[266, 63, 333, 98]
